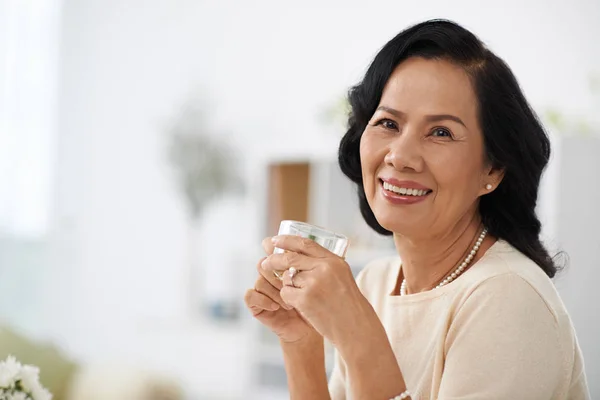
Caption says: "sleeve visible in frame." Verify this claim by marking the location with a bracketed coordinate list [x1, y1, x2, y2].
[568, 335, 591, 400]
[438, 273, 567, 400]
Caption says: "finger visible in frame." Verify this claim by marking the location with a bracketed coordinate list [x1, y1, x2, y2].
[244, 289, 280, 315]
[255, 276, 293, 310]
[282, 268, 309, 289]
[271, 235, 334, 258]
[256, 257, 285, 290]
[261, 251, 316, 273]
[262, 237, 275, 255]
[280, 285, 303, 310]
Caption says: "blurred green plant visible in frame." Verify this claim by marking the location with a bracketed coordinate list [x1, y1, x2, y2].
[166, 98, 244, 221]
[318, 95, 351, 132]
[543, 71, 599, 137]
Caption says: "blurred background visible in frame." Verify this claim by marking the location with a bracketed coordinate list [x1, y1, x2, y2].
[0, 0, 599, 399]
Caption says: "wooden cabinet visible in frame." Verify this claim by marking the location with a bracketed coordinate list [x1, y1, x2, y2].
[266, 163, 311, 238]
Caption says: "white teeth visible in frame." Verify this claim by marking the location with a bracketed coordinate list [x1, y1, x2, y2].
[382, 181, 429, 197]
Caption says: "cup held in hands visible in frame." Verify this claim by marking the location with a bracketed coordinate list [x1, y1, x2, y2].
[272, 220, 349, 280]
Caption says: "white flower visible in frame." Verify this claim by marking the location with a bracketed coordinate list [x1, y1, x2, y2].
[0, 368, 16, 389]
[0, 357, 52, 400]
[30, 386, 52, 400]
[0, 356, 22, 388]
[17, 365, 40, 394]
[9, 392, 29, 400]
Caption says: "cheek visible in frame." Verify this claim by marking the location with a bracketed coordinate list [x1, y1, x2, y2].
[427, 152, 485, 194]
[359, 133, 380, 183]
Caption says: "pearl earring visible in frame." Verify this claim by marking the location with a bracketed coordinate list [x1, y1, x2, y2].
[486, 184, 493, 190]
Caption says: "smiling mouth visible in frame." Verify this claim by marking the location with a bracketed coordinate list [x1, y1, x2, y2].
[381, 180, 432, 197]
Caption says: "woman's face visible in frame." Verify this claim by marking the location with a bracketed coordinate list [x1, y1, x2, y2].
[360, 57, 501, 238]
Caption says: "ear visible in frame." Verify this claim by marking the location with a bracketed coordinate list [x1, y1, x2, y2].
[479, 166, 505, 196]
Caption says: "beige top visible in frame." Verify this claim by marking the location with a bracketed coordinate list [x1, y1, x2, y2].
[329, 240, 589, 400]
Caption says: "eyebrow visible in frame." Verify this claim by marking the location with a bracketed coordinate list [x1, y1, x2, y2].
[376, 106, 467, 128]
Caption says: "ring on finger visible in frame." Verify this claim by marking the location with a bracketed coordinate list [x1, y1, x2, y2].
[287, 267, 298, 287]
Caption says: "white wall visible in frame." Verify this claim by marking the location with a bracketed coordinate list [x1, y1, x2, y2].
[52, 0, 600, 395]
[544, 136, 600, 396]
[0, 0, 61, 237]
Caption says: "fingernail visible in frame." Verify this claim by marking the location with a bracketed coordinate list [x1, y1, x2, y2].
[271, 236, 280, 244]
[282, 303, 293, 310]
[261, 258, 267, 269]
[270, 304, 280, 311]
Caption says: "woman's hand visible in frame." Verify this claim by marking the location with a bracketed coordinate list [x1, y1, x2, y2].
[260, 235, 376, 347]
[244, 238, 319, 344]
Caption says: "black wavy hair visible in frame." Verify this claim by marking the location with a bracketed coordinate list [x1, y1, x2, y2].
[338, 19, 559, 278]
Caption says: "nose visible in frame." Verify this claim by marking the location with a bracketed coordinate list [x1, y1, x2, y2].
[384, 129, 424, 172]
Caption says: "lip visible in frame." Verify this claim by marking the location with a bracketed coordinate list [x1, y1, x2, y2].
[380, 178, 432, 191]
[379, 178, 432, 205]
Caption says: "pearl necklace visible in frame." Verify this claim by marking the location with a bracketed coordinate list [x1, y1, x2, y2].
[400, 228, 488, 296]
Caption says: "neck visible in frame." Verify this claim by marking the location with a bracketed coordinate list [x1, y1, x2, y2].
[393, 213, 484, 295]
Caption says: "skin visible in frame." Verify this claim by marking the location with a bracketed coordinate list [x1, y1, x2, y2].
[361, 57, 503, 294]
[244, 57, 505, 400]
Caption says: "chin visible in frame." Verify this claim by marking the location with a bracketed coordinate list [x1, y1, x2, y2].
[373, 209, 425, 237]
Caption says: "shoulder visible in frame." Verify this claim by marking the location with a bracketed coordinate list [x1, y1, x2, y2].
[442, 241, 585, 398]
[455, 240, 567, 325]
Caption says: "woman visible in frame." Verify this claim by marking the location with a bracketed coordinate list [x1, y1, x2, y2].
[244, 19, 589, 399]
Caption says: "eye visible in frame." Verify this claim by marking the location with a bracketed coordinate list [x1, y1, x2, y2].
[430, 127, 453, 138]
[375, 118, 399, 131]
